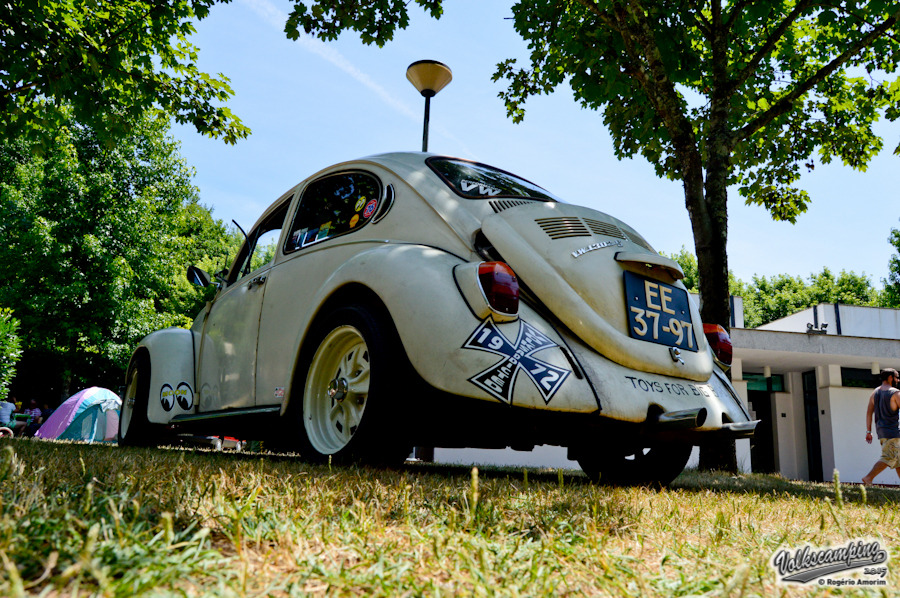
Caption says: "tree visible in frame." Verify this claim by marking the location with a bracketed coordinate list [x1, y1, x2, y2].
[285, 0, 900, 472]
[286, 2, 900, 325]
[668, 247, 881, 326]
[0, 1, 249, 145]
[0, 112, 234, 398]
[884, 224, 900, 307]
[0, 309, 22, 403]
[664, 245, 746, 297]
[739, 268, 879, 327]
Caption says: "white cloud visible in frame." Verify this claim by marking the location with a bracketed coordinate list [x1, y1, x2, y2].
[238, 0, 472, 154]
[240, 0, 417, 120]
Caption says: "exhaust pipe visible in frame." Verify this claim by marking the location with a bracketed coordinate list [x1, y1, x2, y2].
[656, 407, 707, 429]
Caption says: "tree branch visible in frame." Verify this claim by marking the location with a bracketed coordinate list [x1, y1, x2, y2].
[730, 0, 819, 94]
[723, 0, 756, 30]
[687, 0, 711, 36]
[738, 7, 900, 142]
[4, 2, 169, 101]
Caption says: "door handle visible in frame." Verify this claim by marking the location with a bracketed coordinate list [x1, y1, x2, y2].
[249, 275, 267, 288]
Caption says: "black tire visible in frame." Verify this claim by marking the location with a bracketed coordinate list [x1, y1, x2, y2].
[290, 304, 413, 464]
[118, 352, 156, 447]
[577, 441, 693, 487]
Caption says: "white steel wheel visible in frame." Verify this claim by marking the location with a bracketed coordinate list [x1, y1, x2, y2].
[303, 325, 372, 455]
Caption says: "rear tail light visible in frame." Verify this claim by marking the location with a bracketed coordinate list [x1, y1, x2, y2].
[477, 262, 519, 315]
[704, 323, 733, 368]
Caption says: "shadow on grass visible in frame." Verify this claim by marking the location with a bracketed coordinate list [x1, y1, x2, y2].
[12, 437, 900, 504]
[402, 460, 900, 506]
[671, 468, 900, 505]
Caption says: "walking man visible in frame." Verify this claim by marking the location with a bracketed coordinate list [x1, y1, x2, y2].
[862, 368, 900, 485]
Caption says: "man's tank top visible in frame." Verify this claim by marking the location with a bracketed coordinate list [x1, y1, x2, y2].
[875, 387, 900, 439]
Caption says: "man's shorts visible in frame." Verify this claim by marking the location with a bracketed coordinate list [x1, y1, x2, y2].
[879, 438, 900, 468]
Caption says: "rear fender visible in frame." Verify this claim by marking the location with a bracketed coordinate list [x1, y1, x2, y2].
[134, 328, 198, 424]
[285, 244, 597, 412]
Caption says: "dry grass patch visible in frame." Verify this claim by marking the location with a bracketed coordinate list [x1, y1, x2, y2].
[0, 439, 898, 596]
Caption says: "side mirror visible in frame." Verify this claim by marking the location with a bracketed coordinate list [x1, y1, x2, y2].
[186, 265, 212, 287]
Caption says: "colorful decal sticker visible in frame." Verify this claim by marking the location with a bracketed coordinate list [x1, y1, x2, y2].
[349, 214, 360, 228]
[463, 318, 570, 404]
[317, 221, 332, 241]
[354, 196, 366, 212]
[175, 382, 194, 410]
[160, 384, 175, 412]
[363, 199, 378, 219]
[302, 228, 319, 247]
[290, 228, 306, 249]
[274, 387, 285, 399]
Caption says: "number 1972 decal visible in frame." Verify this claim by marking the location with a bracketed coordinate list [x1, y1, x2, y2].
[462, 318, 570, 404]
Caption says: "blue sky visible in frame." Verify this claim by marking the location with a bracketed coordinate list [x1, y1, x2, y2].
[173, 0, 900, 287]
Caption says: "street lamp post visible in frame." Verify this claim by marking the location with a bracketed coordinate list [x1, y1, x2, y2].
[406, 60, 452, 152]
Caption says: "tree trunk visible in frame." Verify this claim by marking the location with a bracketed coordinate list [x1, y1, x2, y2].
[693, 186, 738, 471]
[687, 164, 738, 473]
[694, 9, 738, 472]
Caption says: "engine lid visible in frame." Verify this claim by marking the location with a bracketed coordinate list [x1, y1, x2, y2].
[481, 202, 713, 381]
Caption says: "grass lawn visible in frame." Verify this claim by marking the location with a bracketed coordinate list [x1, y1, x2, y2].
[1, 439, 898, 596]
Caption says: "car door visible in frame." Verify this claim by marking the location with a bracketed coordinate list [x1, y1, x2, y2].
[196, 200, 290, 411]
[255, 171, 384, 407]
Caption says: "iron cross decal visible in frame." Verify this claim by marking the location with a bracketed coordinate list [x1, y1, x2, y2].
[463, 318, 570, 404]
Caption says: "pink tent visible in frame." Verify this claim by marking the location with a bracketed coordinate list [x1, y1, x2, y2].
[35, 387, 121, 442]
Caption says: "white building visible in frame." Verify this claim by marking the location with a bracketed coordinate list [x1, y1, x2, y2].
[436, 301, 900, 485]
[733, 303, 900, 484]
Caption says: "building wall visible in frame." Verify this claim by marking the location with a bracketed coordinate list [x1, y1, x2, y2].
[773, 382, 806, 479]
[434, 445, 578, 470]
[757, 303, 900, 339]
[816, 365, 841, 479]
[828, 386, 896, 485]
[753, 365, 898, 485]
[757, 306, 826, 333]
[838, 307, 900, 340]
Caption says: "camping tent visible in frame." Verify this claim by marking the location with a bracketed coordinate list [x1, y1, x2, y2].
[35, 387, 121, 442]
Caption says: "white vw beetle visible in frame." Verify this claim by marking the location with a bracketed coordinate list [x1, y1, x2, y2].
[120, 152, 756, 485]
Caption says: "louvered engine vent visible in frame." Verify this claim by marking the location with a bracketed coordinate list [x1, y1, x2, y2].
[623, 230, 654, 252]
[535, 217, 591, 239]
[582, 218, 626, 239]
[489, 199, 533, 213]
[535, 215, 656, 250]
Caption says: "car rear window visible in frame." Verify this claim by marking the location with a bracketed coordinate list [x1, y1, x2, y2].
[427, 157, 558, 202]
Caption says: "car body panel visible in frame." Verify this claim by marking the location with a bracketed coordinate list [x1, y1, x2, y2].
[138, 328, 197, 424]
[481, 202, 714, 381]
[127, 151, 755, 450]
[196, 263, 272, 410]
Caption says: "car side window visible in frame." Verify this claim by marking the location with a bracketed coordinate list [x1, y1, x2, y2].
[285, 171, 381, 252]
[229, 201, 290, 284]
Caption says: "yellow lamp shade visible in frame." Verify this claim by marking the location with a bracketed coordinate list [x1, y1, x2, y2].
[406, 60, 452, 97]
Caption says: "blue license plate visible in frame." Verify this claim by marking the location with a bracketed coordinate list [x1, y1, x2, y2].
[623, 271, 697, 351]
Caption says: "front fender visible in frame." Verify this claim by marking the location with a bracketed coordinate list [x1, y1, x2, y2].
[133, 327, 197, 424]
